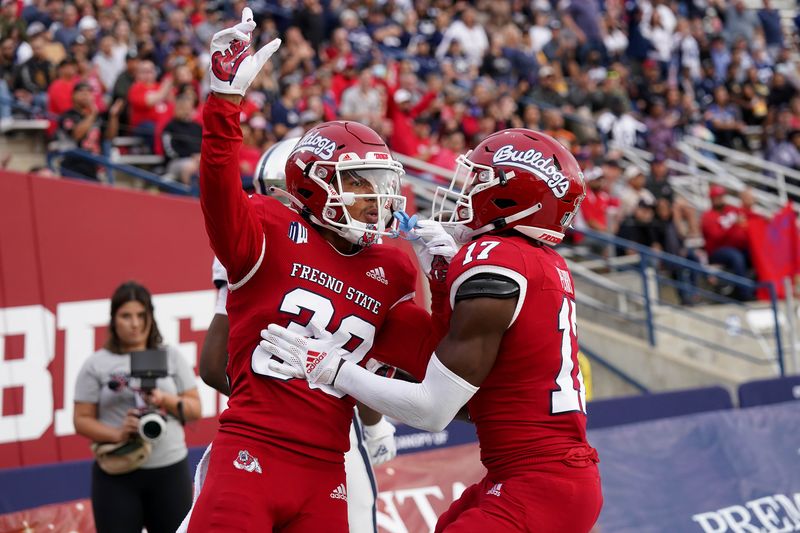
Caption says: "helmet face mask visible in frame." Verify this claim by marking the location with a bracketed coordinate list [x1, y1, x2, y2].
[432, 152, 496, 228]
[432, 129, 586, 246]
[309, 160, 406, 246]
[284, 122, 406, 247]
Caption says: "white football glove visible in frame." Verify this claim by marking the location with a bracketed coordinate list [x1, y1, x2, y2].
[261, 323, 344, 386]
[362, 417, 397, 466]
[411, 219, 459, 282]
[209, 7, 281, 96]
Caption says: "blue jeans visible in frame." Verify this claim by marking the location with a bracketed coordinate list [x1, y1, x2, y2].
[709, 247, 753, 300]
[0, 80, 10, 120]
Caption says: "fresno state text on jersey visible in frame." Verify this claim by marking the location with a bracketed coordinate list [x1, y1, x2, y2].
[219, 196, 417, 463]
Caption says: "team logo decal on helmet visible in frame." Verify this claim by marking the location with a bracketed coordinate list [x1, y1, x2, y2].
[281, 121, 406, 247]
[292, 130, 337, 160]
[432, 128, 586, 245]
[492, 145, 571, 198]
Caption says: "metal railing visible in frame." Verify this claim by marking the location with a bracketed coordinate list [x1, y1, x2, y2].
[571, 228, 786, 377]
[678, 135, 800, 210]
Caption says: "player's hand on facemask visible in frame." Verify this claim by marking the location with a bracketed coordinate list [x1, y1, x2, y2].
[209, 7, 281, 96]
[362, 417, 397, 466]
[394, 212, 459, 282]
[261, 322, 344, 386]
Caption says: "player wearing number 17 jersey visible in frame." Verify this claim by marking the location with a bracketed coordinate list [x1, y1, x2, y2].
[188, 13, 434, 533]
[263, 129, 603, 532]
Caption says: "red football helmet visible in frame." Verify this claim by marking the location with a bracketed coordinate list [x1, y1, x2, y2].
[283, 121, 405, 246]
[432, 128, 586, 245]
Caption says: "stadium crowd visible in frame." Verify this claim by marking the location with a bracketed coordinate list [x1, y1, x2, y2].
[1, 0, 800, 294]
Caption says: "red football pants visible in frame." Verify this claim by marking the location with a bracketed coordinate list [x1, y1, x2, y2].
[187, 432, 348, 533]
[435, 461, 602, 533]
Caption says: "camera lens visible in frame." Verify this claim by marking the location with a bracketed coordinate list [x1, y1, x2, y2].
[138, 412, 166, 442]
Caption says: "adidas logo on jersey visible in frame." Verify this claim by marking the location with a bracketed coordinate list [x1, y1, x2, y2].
[330, 483, 348, 501]
[233, 450, 262, 474]
[366, 267, 388, 285]
[486, 483, 503, 497]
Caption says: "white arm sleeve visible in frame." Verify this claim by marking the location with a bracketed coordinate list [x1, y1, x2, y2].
[334, 354, 478, 433]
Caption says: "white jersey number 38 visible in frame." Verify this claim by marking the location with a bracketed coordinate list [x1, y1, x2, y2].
[251, 288, 376, 398]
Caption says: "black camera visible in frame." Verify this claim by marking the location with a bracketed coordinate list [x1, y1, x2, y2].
[130, 349, 169, 442]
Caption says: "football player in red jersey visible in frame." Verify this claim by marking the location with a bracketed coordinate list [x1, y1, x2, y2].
[187, 10, 443, 533]
[263, 129, 604, 532]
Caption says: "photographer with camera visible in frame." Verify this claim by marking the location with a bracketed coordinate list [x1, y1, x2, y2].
[73, 281, 201, 533]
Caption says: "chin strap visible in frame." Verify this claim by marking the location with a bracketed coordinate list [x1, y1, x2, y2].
[270, 187, 387, 247]
[459, 202, 543, 241]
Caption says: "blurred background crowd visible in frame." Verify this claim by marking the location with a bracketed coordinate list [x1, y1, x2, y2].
[1, 0, 800, 297]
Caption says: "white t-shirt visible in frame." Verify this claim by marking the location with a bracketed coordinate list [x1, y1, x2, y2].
[74, 345, 197, 469]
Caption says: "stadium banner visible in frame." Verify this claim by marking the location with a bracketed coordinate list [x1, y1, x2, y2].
[3, 402, 800, 532]
[591, 401, 800, 533]
[0, 443, 487, 532]
[0, 170, 427, 469]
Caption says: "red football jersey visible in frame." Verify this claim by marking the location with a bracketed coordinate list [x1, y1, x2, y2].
[444, 234, 591, 477]
[201, 96, 420, 463]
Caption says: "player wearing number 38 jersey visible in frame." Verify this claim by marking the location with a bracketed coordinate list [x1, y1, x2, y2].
[187, 12, 437, 533]
[263, 128, 603, 532]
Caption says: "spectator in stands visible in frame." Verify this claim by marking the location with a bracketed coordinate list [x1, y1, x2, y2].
[93, 35, 125, 95]
[109, 50, 138, 133]
[47, 56, 78, 116]
[543, 108, 577, 150]
[387, 84, 437, 155]
[526, 65, 564, 107]
[0, 36, 14, 129]
[77, 16, 99, 52]
[58, 84, 122, 180]
[705, 86, 750, 151]
[53, 3, 79, 47]
[436, 7, 488, 67]
[701, 185, 753, 300]
[619, 165, 656, 218]
[653, 196, 701, 305]
[724, 0, 761, 46]
[12, 34, 51, 110]
[759, 0, 784, 56]
[617, 198, 658, 254]
[73, 281, 200, 533]
[270, 82, 301, 140]
[127, 59, 173, 150]
[558, 1, 599, 63]
[597, 94, 646, 149]
[767, 71, 798, 109]
[239, 115, 268, 176]
[161, 94, 202, 185]
[339, 68, 383, 129]
[579, 167, 616, 234]
[768, 129, 800, 170]
[647, 155, 674, 202]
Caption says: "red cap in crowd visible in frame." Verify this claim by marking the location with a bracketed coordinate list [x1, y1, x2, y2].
[709, 185, 726, 198]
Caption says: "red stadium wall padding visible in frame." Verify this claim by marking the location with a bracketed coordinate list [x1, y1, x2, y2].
[0, 171, 429, 469]
[0, 171, 219, 468]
